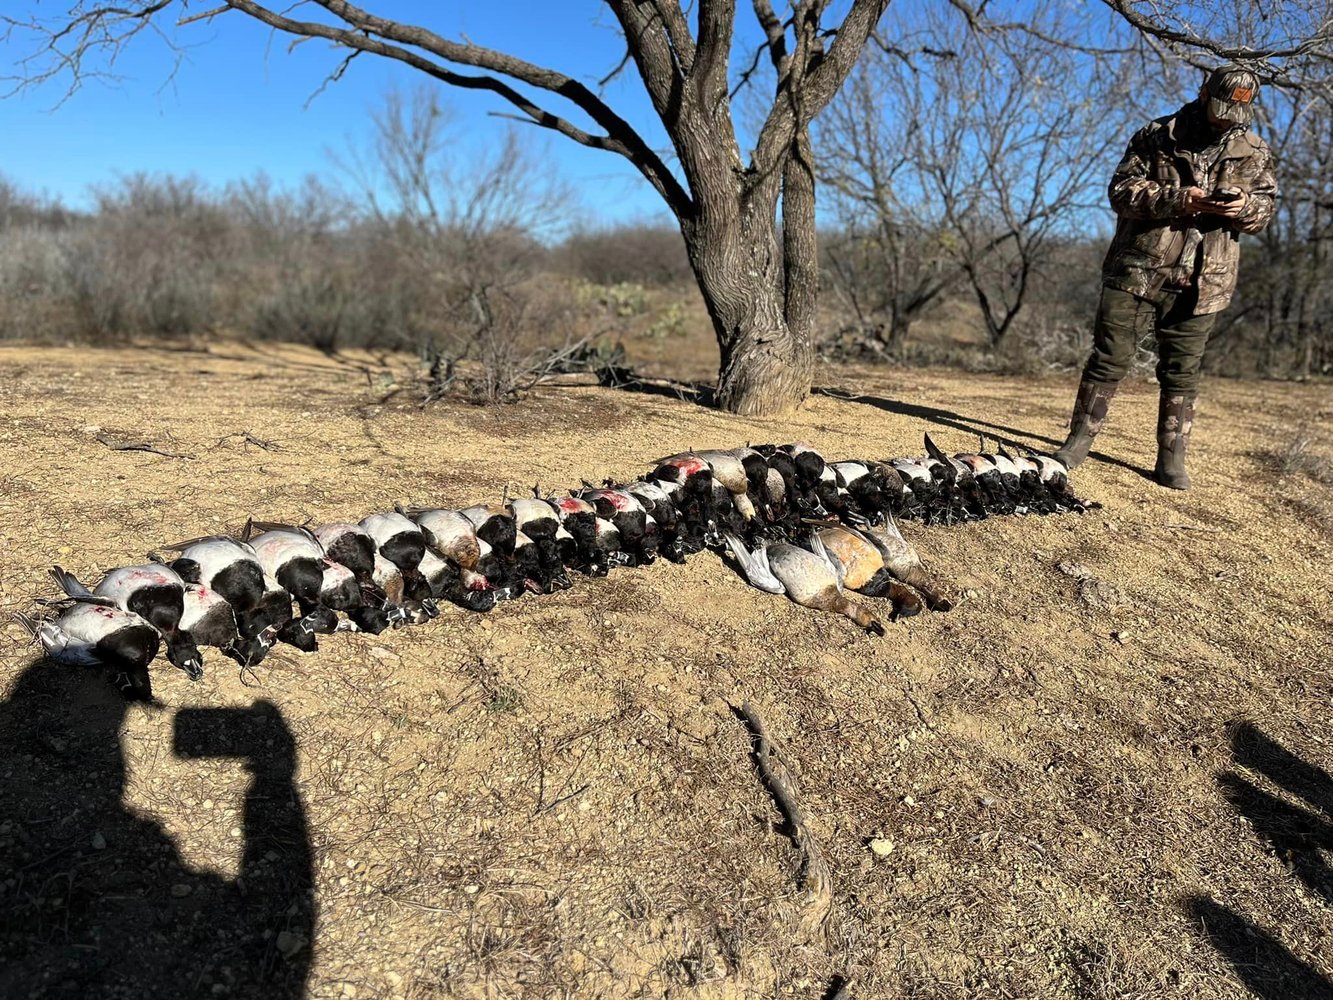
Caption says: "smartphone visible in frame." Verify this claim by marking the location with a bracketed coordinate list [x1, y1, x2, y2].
[1209, 188, 1242, 203]
[174, 701, 288, 759]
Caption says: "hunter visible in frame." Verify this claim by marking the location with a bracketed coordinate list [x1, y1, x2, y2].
[1053, 65, 1277, 489]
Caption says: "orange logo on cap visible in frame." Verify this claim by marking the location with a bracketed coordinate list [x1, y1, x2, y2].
[1229, 86, 1254, 103]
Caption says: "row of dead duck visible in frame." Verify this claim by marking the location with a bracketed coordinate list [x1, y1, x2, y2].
[16, 435, 1093, 701]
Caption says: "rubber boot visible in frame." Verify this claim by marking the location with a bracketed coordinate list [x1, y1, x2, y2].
[1154, 392, 1196, 490]
[1053, 379, 1117, 470]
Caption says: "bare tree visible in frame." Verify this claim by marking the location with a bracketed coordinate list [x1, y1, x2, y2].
[5, 2, 1329, 410]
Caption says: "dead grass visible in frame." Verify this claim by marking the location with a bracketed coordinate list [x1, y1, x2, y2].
[0, 342, 1330, 999]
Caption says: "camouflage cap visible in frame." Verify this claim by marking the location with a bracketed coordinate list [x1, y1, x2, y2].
[1203, 64, 1259, 126]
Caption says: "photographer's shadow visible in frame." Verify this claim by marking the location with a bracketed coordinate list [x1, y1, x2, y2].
[1185, 721, 1333, 999]
[0, 659, 314, 999]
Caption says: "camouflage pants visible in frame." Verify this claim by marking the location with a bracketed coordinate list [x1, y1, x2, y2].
[1082, 285, 1219, 394]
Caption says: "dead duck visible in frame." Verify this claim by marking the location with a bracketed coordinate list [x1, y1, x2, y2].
[408, 508, 507, 610]
[162, 536, 266, 626]
[755, 442, 829, 510]
[726, 533, 886, 636]
[857, 514, 955, 612]
[321, 558, 400, 634]
[830, 461, 905, 523]
[311, 523, 408, 631]
[50, 563, 202, 681]
[578, 486, 657, 566]
[460, 502, 519, 565]
[245, 524, 333, 626]
[649, 453, 719, 548]
[17, 604, 161, 701]
[815, 525, 925, 618]
[359, 512, 440, 619]
[550, 496, 613, 576]
[180, 583, 275, 666]
[623, 480, 687, 562]
[509, 496, 574, 582]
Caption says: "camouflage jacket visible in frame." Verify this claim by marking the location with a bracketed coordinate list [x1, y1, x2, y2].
[1102, 102, 1277, 314]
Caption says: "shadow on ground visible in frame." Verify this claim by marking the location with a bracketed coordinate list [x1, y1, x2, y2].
[813, 386, 1156, 479]
[0, 661, 315, 999]
[1185, 721, 1333, 1000]
[589, 369, 1155, 477]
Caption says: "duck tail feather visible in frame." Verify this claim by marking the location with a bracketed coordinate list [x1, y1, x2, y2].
[50, 565, 96, 600]
[15, 611, 39, 638]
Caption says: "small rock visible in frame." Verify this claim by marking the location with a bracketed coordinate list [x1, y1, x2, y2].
[171, 883, 193, 898]
[91, 832, 106, 850]
[463, 884, 481, 895]
[868, 838, 895, 857]
[1056, 560, 1091, 579]
[229, 827, 242, 838]
[386, 972, 403, 987]
[275, 931, 306, 958]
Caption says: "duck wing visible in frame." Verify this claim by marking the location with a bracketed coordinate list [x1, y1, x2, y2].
[723, 533, 784, 595]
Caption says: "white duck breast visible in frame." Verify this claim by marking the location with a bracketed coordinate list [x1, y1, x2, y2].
[178, 583, 248, 651]
[319, 559, 362, 610]
[417, 548, 452, 595]
[360, 512, 428, 574]
[371, 552, 409, 607]
[831, 462, 870, 487]
[175, 538, 260, 581]
[249, 530, 326, 605]
[991, 454, 1021, 478]
[249, 530, 324, 569]
[30, 603, 158, 667]
[1034, 456, 1068, 482]
[92, 564, 185, 609]
[412, 509, 481, 569]
[890, 459, 933, 484]
[508, 498, 559, 536]
[20, 603, 163, 700]
[360, 512, 422, 548]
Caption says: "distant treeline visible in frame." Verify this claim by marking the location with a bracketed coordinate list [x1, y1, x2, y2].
[0, 163, 1326, 381]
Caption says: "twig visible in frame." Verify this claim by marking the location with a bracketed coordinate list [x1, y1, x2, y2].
[217, 430, 280, 452]
[94, 433, 192, 459]
[736, 700, 833, 940]
[902, 686, 936, 731]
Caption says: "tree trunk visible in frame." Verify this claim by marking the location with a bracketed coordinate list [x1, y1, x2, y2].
[681, 185, 816, 416]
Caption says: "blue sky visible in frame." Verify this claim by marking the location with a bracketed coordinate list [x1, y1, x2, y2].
[0, 3, 681, 222]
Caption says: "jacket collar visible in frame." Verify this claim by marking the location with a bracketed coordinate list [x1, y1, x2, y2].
[1162, 102, 1259, 159]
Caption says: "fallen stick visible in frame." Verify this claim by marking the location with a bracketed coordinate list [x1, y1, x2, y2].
[736, 700, 833, 940]
[95, 433, 192, 459]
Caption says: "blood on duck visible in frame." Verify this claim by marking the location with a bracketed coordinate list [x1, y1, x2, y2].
[180, 583, 275, 666]
[409, 508, 504, 610]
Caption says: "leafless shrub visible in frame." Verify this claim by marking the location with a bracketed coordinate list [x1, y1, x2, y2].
[1259, 427, 1333, 486]
[556, 224, 692, 287]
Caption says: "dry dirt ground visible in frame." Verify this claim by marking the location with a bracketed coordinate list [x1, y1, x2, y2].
[0, 342, 1330, 1000]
